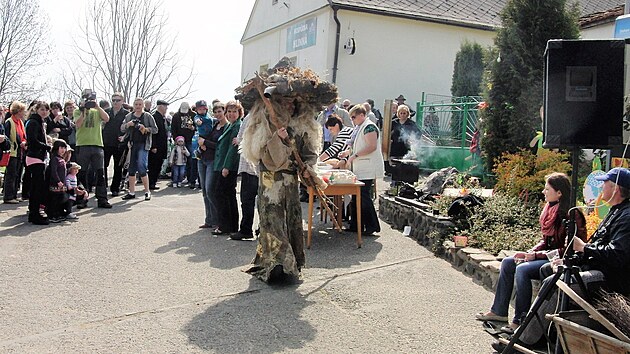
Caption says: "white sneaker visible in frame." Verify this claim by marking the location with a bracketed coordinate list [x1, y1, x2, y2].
[66, 213, 79, 220]
[145, 192, 151, 201]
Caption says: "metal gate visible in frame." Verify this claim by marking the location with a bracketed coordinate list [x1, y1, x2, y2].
[412, 92, 484, 174]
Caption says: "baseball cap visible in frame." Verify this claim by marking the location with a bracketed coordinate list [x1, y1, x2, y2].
[195, 100, 208, 108]
[594, 167, 630, 189]
[156, 99, 169, 106]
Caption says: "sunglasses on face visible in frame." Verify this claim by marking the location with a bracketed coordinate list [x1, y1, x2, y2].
[112, 98, 122, 102]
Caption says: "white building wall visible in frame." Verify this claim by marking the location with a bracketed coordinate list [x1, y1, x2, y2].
[580, 23, 616, 39]
[242, 0, 328, 41]
[241, 8, 333, 82]
[333, 11, 495, 112]
[242, 5, 496, 113]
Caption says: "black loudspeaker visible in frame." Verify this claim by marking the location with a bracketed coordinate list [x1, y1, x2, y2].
[543, 39, 625, 149]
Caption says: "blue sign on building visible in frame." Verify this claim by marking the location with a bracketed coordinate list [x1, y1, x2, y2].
[614, 14, 630, 39]
[287, 18, 317, 53]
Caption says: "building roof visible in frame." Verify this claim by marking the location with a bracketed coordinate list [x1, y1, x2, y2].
[579, 4, 624, 27]
[330, 0, 625, 30]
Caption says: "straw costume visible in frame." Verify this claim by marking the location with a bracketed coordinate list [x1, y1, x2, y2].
[238, 58, 337, 282]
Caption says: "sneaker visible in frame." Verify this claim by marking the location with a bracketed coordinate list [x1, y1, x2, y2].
[111, 191, 120, 197]
[66, 213, 79, 220]
[176, 183, 182, 188]
[121, 193, 136, 200]
[49, 216, 66, 223]
[149, 185, 159, 190]
[4, 199, 19, 204]
[144, 192, 151, 201]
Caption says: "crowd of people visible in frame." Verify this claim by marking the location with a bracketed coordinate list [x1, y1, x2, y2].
[0, 91, 416, 280]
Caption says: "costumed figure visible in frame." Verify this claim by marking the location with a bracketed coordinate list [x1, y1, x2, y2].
[238, 58, 336, 283]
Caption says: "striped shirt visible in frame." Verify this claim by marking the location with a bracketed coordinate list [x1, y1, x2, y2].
[322, 126, 353, 160]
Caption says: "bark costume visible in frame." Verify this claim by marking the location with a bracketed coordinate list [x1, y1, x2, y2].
[237, 59, 335, 283]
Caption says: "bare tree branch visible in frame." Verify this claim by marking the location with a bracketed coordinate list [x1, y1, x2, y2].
[0, 0, 50, 102]
[67, 0, 195, 103]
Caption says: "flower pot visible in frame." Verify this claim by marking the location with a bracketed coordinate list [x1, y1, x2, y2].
[453, 235, 468, 247]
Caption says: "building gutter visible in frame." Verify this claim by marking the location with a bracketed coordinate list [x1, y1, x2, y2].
[327, 0, 341, 83]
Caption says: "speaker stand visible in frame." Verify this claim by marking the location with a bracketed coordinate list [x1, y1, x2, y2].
[569, 148, 580, 209]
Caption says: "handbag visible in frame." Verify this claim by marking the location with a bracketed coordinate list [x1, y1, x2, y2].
[0, 151, 9, 167]
[49, 185, 67, 193]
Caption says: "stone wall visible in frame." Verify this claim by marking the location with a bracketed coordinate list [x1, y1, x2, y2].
[379, 195, 503, 291]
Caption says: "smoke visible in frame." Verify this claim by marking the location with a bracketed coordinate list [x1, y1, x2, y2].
[399, 128, 438, 165]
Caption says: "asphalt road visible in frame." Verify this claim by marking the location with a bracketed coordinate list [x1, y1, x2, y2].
[0, 179, 496, 353]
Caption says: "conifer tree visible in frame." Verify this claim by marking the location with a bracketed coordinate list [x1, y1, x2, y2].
[481, 0, 579, 171]
[451, 41, 484, 98]
[450, 41, 484, 140]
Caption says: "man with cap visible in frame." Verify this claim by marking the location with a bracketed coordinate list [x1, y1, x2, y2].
[571, 167, 630, 295]
[148, 99, 169, 190]
[103, 92, 129, 196]
[394, 94, 416, 118]
[171, 102, 197, 187]
[492, 167, 630, 351]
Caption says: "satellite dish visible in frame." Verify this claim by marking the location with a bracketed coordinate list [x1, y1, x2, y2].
[344, 37, 356, 55]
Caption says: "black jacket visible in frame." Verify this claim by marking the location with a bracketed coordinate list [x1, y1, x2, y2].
[580, 199, 630, 295]
[171, 111, 196, 144]
[25, 113, 50, 160]
[45, 114, 73, 143]
[0, 121, 9, 151]
[103, 107, 129, 148]
[390, 118, 421, 158]
[151, 111, 168, 158]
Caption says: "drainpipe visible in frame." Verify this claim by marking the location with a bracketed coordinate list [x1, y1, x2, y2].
[626, 0, 629, 14]
[328, 0, 341, 83]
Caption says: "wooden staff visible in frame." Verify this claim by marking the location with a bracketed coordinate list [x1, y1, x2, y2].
[254, 77, 342, 232]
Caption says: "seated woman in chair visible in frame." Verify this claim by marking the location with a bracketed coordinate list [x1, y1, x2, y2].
[476, 172, 572, 333]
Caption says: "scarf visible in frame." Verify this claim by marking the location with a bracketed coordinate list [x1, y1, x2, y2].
[11, 115, 26, 150]
[539, 201, 560, 236]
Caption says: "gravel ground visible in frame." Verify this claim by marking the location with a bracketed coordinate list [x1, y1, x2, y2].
[0, 177, 496, 353]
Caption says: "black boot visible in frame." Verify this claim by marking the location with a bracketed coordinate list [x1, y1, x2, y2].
[29, 213, 49, 225]
[268, 265, 285, 283]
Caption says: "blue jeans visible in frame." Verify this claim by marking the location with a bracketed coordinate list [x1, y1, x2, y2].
[491, 257, 548, 324]
[128, 144, 148, 177]
[198, 159, 217, 227]
[172, 165, 186, 183]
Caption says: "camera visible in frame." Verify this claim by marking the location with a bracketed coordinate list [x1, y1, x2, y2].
[80, 89, 97, 110]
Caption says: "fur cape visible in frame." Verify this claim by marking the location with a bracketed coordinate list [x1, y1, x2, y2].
[240, 97, 321, 165]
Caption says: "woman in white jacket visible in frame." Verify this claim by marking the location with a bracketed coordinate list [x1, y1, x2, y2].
[340, 104, 384, 235]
